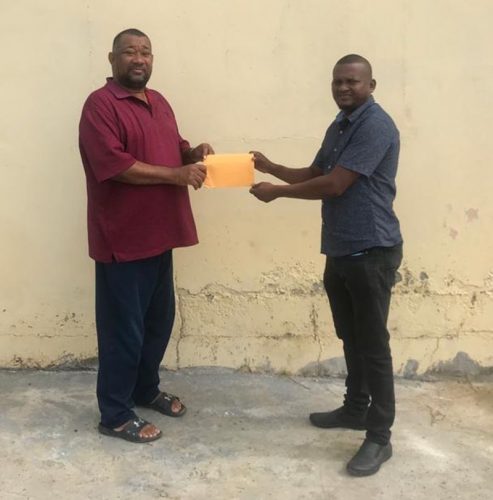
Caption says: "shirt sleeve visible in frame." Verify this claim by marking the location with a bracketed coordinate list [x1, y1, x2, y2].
[79, 94, 137, 183]
[337, 116, 395, 177]
[311, 147, 324, 169]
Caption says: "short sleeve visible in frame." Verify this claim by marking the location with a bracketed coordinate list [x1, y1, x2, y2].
[311, 148, 324, 169]
[79, 94, 136, 182]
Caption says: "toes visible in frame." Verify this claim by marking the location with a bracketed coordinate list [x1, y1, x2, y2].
[172, 401, 184, 414]
[140, 423, 160, 439]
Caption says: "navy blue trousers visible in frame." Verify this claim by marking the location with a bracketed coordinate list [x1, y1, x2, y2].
[324, 244, 402, 445]
[95, 251, 175, 428]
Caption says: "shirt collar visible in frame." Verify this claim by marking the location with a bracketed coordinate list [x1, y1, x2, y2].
[105, 77, 145, 99]
[335, 95, 375, 125]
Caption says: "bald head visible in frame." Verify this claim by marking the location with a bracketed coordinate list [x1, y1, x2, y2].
[112, 28, 150, 51]
[335, 54, 372, 79]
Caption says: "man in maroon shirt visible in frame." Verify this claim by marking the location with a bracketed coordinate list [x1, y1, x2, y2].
[79, 28, 214, 442]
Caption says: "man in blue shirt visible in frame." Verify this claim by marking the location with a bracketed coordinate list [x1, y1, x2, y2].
[250, 54, 402, 476]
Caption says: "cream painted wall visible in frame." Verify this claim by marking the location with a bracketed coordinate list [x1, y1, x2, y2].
[1, 1, 492, 374]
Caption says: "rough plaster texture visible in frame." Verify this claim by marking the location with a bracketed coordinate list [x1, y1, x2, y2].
[1, 1, 492, 372]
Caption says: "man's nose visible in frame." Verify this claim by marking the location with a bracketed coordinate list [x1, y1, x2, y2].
[132, 52, 145, 63]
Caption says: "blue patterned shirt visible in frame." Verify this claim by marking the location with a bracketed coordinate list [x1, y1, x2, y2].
[312, 96, 402, 257]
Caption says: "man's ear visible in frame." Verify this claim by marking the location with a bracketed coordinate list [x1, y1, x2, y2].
[108, 52, 114, 65]
[370, 79, 377, 93]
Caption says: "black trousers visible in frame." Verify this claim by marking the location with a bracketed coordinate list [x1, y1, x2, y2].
[324, 244, 402, 445]
[95, 251, 175, 428]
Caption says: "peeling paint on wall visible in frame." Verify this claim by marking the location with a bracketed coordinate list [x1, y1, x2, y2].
[2, 262, 493, 375]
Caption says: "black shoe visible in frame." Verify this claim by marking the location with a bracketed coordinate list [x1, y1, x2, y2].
[309, 406, 366, 430]
[346, 439, 392, 476]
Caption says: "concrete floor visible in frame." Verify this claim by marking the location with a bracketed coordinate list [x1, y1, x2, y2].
[0, 368, 492, 500]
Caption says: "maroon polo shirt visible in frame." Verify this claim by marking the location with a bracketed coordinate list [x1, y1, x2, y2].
[79, 78, 198, 263]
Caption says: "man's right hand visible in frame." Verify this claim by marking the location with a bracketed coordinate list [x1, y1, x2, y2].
[175, 163, 207, 190]
[250, 151, 275, 174]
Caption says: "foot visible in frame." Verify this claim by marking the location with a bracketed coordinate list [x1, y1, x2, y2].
[144, 391, 187, 417]
[98, 417, 162, 443]
[309, 406, 367, 430]
[150, 393, 183, 414]
[346, 439, 392, 476]
[114, 420, 161, 440]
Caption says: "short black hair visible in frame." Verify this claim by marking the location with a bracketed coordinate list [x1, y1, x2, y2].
[112, 28, 149, 51]
[335, 54, 372, 77]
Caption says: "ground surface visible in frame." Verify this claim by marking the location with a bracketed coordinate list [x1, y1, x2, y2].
[1, 368, 492, 500]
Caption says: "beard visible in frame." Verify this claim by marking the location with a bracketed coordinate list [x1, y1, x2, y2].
[118, 67, 152, 90]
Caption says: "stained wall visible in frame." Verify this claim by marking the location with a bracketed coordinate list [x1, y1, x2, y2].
[1, 1, 491, 375]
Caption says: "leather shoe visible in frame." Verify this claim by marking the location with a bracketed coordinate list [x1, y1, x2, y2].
[346, 439, 392, 476]
[309, 406, 366, 430]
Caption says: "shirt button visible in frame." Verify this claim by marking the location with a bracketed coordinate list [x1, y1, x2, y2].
[333, 148, 337, 152]
[339, 130, 343, 134]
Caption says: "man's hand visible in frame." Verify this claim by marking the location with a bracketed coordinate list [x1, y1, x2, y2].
[188, 143, 215, 163]
[250, 151, 275, 174]
[175, 163, 207, 190]
[249, 182, 280, 203]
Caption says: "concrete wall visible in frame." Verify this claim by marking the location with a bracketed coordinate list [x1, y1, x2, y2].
[1, 0, 492, 376]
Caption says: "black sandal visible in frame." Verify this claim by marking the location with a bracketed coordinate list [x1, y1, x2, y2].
[98, 417, 162, 443]
[144, 391, 187, 417]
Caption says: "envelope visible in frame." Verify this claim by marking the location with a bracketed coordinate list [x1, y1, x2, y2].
[203, 153, 254, 188]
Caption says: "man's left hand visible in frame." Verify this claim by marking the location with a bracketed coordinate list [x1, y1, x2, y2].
[249, 182, 280, 203]
[189, 143, 215, 162]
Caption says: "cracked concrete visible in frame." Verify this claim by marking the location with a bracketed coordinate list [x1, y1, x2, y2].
[2, 265, 493, 375]
[0, 368, 492, 500]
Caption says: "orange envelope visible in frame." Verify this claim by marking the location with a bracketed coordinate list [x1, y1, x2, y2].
[203, 153, 254, 188]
